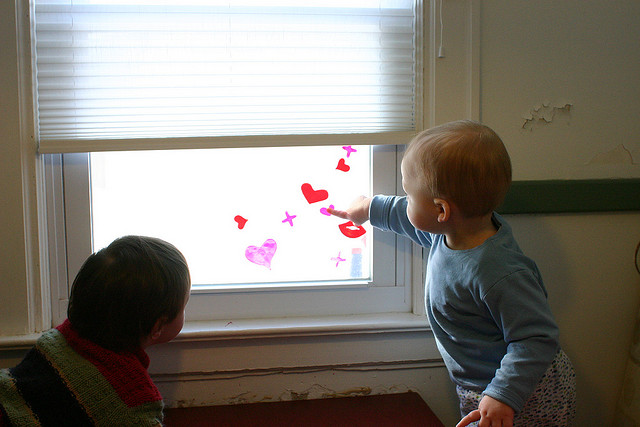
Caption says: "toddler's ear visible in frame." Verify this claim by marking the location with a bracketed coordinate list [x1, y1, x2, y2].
[434, 198, 451, 223]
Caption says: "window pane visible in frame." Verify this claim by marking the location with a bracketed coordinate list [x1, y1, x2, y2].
[90, 146, 372, 286]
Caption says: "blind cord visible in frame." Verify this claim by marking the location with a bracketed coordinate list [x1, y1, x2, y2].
[438, 0, 445, 58]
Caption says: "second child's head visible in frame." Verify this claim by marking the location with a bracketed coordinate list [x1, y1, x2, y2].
[68, 235, 191, 352]
[403, 120, 512, 219]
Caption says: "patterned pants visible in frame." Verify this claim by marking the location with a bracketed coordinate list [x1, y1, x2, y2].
[456, 349, 576, 426]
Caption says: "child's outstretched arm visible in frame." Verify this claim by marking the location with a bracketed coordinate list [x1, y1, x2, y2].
[326, 195, 372, 225]
[332, 195, 433, 249]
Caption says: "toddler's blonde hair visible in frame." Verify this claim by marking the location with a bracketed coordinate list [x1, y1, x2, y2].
[405, 120, 512, 218]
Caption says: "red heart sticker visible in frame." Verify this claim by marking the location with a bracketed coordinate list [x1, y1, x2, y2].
[336, 158, 350, 172]
[234, 215, 248, 229]
[338, 221, 367, 239]
[301, 183, 329, 204]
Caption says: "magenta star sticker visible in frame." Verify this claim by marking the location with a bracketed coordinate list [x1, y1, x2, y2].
[282, 211, 297, 226]
[342, 145, 357, 158]
[331, 252, 346, 267]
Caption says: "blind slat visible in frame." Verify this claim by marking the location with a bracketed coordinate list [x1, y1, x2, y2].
[37, 132, 416, 154]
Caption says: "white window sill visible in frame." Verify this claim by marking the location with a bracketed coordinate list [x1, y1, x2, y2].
[0, 313, 429, 350]
[176, 313, 429, 342]
[0, 333, 42, 351]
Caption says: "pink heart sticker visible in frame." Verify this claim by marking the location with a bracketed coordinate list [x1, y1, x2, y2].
[320, 205, 335, 216]
[245, 239, 277, 269]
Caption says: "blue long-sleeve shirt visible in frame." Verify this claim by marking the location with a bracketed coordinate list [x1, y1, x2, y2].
[370, 195, 559, 412]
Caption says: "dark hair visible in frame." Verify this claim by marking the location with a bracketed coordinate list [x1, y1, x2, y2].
[68, 235, 191, 352]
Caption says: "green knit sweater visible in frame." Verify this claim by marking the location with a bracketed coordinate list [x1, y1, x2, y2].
[0, 320, 163, 426]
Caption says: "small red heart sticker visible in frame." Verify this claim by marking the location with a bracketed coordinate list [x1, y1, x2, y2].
[234, 215, 248, 229]
[336, 158, 350, 172]
[301, 183, 329, 204]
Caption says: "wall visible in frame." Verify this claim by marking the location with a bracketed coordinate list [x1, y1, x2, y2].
[479, 1, 640, 180]
[2, 1, 640, 426]
[509, 213, 640, 424]
[0, 0, 31, 337]
[146, 324, 460, 424]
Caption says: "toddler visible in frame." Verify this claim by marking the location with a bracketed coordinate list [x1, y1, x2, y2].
[329, 120, 576, 426]
[0, 235, 191, 426]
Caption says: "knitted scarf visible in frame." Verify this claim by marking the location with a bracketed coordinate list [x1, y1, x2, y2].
[0, 320, 163, 426]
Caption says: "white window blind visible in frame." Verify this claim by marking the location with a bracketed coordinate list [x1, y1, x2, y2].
[34, 0, 419, 153]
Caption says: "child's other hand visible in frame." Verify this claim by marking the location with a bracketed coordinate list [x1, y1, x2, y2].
[456, 395, 514, 427]
[326, 195, 372, 226]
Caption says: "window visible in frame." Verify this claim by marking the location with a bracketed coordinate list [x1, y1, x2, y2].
[35, 0, 424, 325]
[50, 145, 415, 323]
[89, 146, 374, 286]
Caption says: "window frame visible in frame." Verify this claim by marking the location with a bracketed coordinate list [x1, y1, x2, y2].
[46, 144, 424, 326]
[33, 0, 428, 328]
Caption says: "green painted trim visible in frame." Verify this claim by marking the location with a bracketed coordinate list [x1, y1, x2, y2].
[498, 179, 640, 214]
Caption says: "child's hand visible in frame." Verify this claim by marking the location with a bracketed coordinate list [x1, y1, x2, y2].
[326, 195, 372, 226]
[456, 395, 514, 427]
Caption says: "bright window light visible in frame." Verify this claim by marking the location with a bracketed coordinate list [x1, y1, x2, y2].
[90, 146, 372, 286]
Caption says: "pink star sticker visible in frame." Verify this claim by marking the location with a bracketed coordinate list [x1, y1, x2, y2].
[282, 211, 297, 226]
[331, 252, 346, 267]
[342, 145, 357, 158]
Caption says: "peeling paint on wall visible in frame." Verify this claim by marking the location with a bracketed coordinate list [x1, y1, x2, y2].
[522, 100, 573, 130]
[587, 144, 637, 165]
[175, 398, 198, 408]
[179, 383, 413, 409]
[225, 391, 256, 405]
[281, 384, 373, 401]
[156, 360, 443, 409]
[217, 384, 415, 406]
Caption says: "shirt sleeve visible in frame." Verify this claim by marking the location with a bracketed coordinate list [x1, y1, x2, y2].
[369, 195, 433, 248]
[481, 269, 560, 412]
